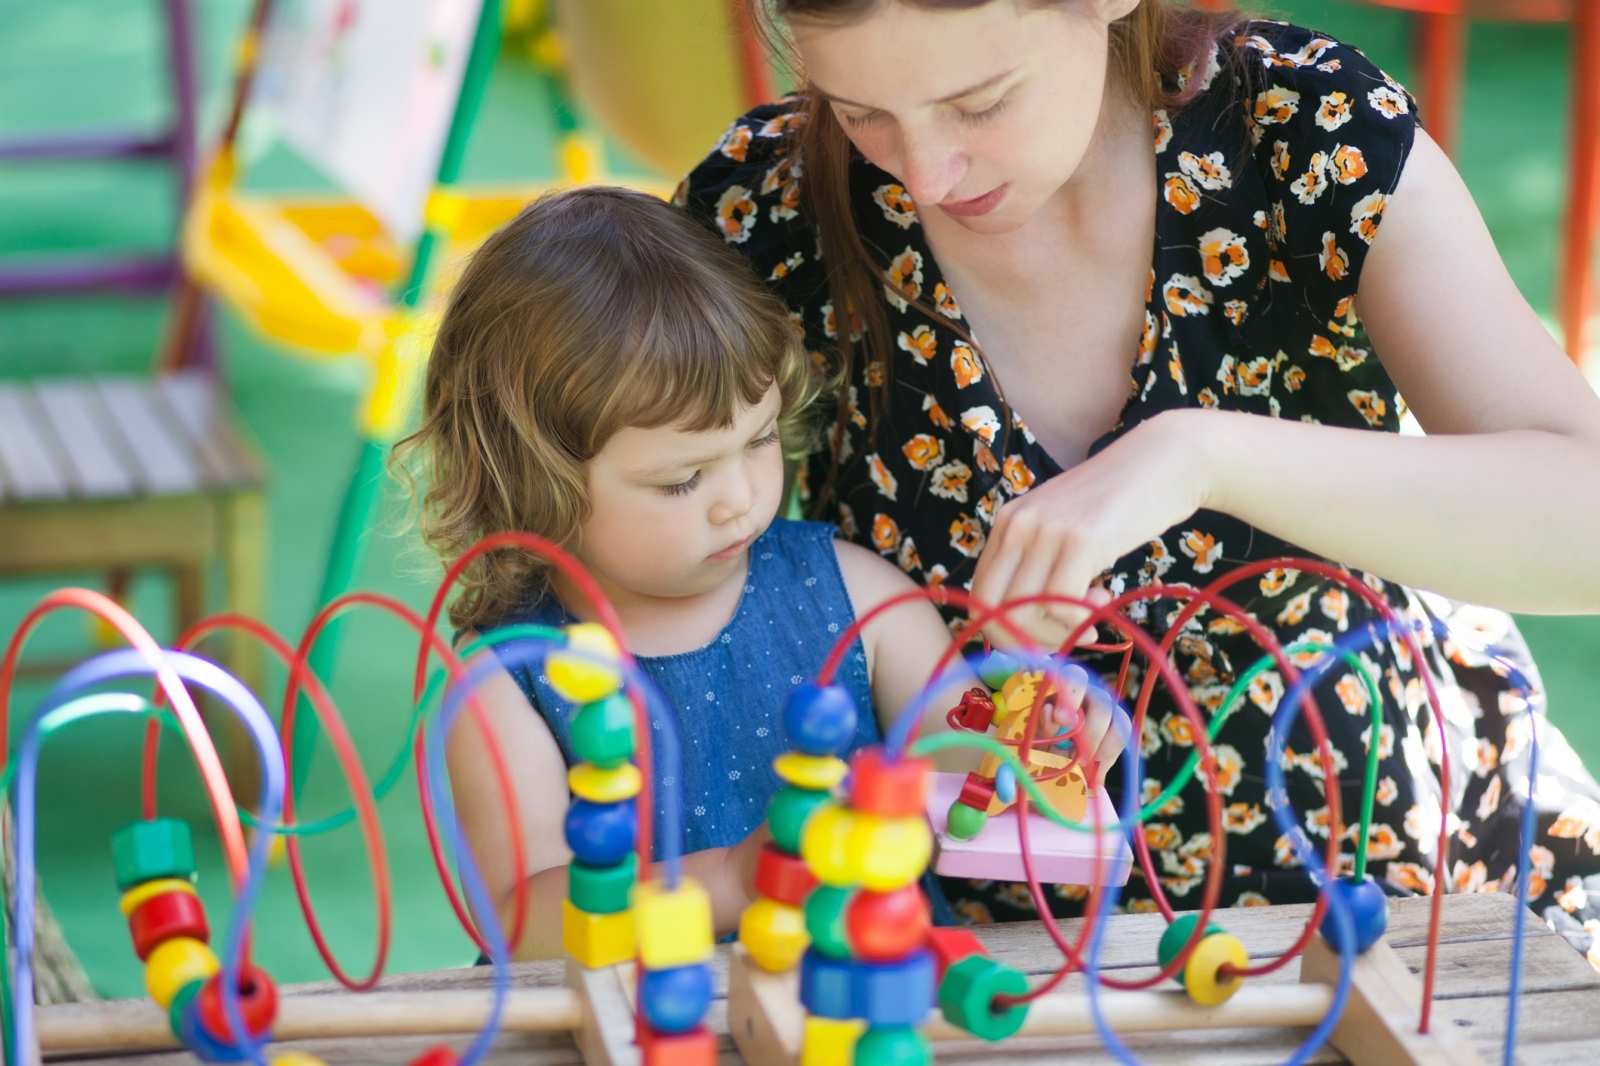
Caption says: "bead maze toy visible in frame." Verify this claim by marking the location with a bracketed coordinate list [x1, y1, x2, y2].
[1, 535, 1546, 1066]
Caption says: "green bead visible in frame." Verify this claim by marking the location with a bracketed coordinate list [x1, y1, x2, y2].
[937, 955, 1029, 1041]
[803, 884, 854, 959]
[167, 978, 205, 1040]
[1156, 912, 1224, 973]
[568, 853, 637, 914]
[768, 785, 830, 854]
[852, 1025, 932, 1065]
[569, 694, 636, 769]
[945, 802, 988, 842]
[112, 819, 196, 891]
[978, 652, 1019, 691]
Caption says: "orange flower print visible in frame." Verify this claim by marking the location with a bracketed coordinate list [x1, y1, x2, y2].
[974, 444, 1000, 474]
[1367, 84, 1410, 119]
[1203, 744, 1242, 796]
[821, 300, 863, 341]
[837, 502, 858, 538]
[1329, 296, 1359, 334]
[864, 360, 885, 387]
[1163, 173, 1201, 215]
[922, 394, 952, 430]
[1236, 356, 1273, 396]
[1142, 777, 1185, 817]
[768, 251, 804, 281]
[1163, 273, 1213, 317]
[847, 385, 866, 428]
[866, 453, 898, 500]
[1236, 891, 1272, 907]
[901, 433, 945, 471]
[1252, 85, 1302, 126]
[871, 512, 900, 553]
[756, 111, 805, 137]
[1153, 109, 1173, 153]
[933, 281, 962, 319]
[1270, 201, 1287, 243]
[1160, 712, 1196, 747]
[925, 563, 948, 588]
[1349, 190, 1387, 244]
[1364, 823, 1404, 861]
[1223, 299, 1249, 326]
[1178, 529, 1223, 572]
[929, 460, 973, 503]
[1271, 139, 1291, 180]
[1259, 567, 1296, 596]
[1320, 587, 1350, 630]
[1471, 738, 1499, 777]
[1319, 59, 1342, 73]
[1348, 388, 1388, 427]
[951, 342, 984, 389]
[953, 899, 994, 925]
[1274, 834, 1303, 869]
[1335, 672, 1370, 716]
[1002, 455, 1035, 495]
[948, 513, 986, 558]
[1198, 387, 1219, 408]
[1283, 364, 1305, 391]
[1168, 348, 1188, 394]
[975, 486, 1002, 524]
[897, 535, 920, 573]
[1249, 670, 1284, 714]
[1304, 805, 1334, 839]
[1276, 589, 1313, 626]
[1329, 144, 1367, 185]
[1198, 227, 1250, 287]
[872, 183, 917, 229]
[1224, 802, 1267, 835]
[771, 175, 802, 222]
[885, 246, 924, 309]
[1319, 231, 1349, 281]
[1289, 152, 1329, 204]
[1557, 876, 1588, 913]
[1127, 898, 1162, 914]
[1179, 150, 1233, 191]
[1143, 823, 1182, 851]
[1315, 91, 1353, 132]
[960, 405, 1001, 445]
[1137, 310, 1159, 365]
[1054, 882, 1090, 902]
[718, 123, 752, 161]
[897, 325, 937, 366]
[1269, 258, 1290, 283]
[714, 185, 757, 243]
[1375, 776, 1398, 807]
[1386, 862, 1435, 895]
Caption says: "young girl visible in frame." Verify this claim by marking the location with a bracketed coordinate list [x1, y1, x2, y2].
[399, 187, 1116, 958]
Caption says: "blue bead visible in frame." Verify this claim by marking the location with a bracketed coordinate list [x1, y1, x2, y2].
[994, 764, 1017, 805]
[853, 950, 935, 1028]
[564, 799, 637, 866]
[783, 684, 858, 756]
[179, 997, 247, 1063]
[1320, 875, 1389, 954]
[799, 949, 856, 1019]
[977, 652, 1019, 691]
[640, 964, 713, 1034]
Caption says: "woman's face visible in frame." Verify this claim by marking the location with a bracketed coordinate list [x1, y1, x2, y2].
[790, 0, 1136, 234]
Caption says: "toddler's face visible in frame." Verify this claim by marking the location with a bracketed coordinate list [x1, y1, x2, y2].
[576, 385, 786, 601]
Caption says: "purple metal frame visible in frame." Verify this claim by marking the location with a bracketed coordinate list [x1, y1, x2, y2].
[0, 0, 213, 366]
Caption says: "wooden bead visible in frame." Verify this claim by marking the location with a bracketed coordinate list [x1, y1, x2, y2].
[145, 936, 219, 1009]
[957, 771, 997, 811]
[845, 884, 929, 961]
[936, 955, 1029, 1041]
[119, 877, 196, 916]
[1156, 913, 1223, 974]
[177, 996, 245, 1063]
[799, 948, 856, 1019]
[196, 963, 278, 1042]
[129, 890, 209, 960]
[803, 884, 854, 960]
[1320, 875, 1389, 954]
[783, 683, 859, 756]
[166, 979, 205, 1040]
[568, 762, 642, 804]
[274, 1053, 332, 1066]
[852, 950, 935, 1027]
[848, 749, 931, 818]
[853, 1025, 932, 1066]
[635, 878, 714, 969]
[563, 798, 637, 866]
[569, 694, 635, 768]
[568, 853, 636, 915]
[803, 807, 932, 891]
[1182, 932, 1248, 1006]
[994, 764, 1017, 805]
[561, 898, 635, 969]
[978, 652, 1019, 691]
[404, 1046, 457, 1066]
[944, 800, 988, 843]
[547, 623, 622, 704]
[800, 1016, 866, 1066]
[773, 752, 848, 791]
[638, 1024, 717, 1066]
[738, 897, 809, 973]
[948, 688, 996, 732]
[767, 786, 830, 854]
[112, 819, 197, 891]
[752, 843, 817, 907]
[639, 963, 713, 1034]
[925, 927, 987, 981]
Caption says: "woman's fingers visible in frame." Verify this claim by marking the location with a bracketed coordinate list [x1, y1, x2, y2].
[1090, 701, 1130, 786]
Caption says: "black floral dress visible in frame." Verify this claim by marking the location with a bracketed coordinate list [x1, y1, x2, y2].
[679, 21, 1600, 960]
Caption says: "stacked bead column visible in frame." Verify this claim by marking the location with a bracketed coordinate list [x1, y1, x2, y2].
[553, 623, 640, 971]
[634, 876, 717, 1063]
[799, 747, 937, 1066]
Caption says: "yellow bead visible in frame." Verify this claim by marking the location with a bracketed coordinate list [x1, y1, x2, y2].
[562, 898, 635, 969]
[568, 762, 642, 803]
[801, 1015, 866, 1066]
[774, 752, 849, 791]
[118, 877, 196, 916]
[547, 623, 622, 704]
[799, 804, 855, 886]
[800, 806, 931, 891]
[1183, 932, 1248, 1006]
[269, 1054, 329, 1066]
[633, 877, 713, 969]
[144, 936, 219, 1008]
[739, 898, 809, 973]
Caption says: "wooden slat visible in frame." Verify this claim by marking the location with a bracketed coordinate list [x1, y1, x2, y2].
[30, 380, 136, 498]
[156, 370, 263, 489]
[0, 497, 218, 571]
[0, 385, 69, 501]
[93, 377, 202, 495]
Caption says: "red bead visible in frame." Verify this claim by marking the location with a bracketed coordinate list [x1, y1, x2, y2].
[844, 884, 930, 961]
[950, 687, 996, 732]
[128, 890, 209, 961]
[639, 1024, 717, 1066]
[196, 963, 278, 1042]
[407, 1046, 459, 1066]
[926, 926, 988, 980]
[752, 843, 817, 907]
[848, 749, 932, 818]
[956, 771, 996, 811]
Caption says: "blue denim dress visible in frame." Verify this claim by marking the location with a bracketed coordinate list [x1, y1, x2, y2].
[488, 519, 879, 856]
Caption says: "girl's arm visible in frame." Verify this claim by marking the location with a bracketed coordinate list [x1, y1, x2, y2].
[447, 639, 769, 960]
[973, 129, 1600, 642]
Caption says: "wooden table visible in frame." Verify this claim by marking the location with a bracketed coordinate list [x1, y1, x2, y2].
[39, 894, 1600, 1065]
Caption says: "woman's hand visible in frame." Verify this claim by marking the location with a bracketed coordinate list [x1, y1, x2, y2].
[971, 408, 1213, 650]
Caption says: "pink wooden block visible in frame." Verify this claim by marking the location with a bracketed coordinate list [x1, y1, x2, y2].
[926, 772, 1132, 885]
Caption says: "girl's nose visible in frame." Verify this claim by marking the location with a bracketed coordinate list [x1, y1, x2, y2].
[710, 471, 756, 525]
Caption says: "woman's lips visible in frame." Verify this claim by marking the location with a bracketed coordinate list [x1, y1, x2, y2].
[939, 184, 1007, 218]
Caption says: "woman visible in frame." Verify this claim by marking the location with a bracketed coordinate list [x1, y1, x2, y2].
[678, 0, 1600, 952]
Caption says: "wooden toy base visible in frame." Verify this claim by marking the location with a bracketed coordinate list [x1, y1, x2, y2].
[927, 772, 1132, 885]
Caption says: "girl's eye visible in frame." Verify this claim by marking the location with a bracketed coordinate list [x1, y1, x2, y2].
[960, 96, 1009, 124]
[660, 471, 702, 497]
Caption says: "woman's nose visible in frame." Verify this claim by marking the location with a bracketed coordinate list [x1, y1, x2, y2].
[897, 130, 967, 208]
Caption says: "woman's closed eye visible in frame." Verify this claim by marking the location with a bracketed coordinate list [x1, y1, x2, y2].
[960, 96, 1009, 124]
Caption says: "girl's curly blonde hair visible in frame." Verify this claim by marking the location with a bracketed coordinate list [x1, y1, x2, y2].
[395, 186, 816, 630]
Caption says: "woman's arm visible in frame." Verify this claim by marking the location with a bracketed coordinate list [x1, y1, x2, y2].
[974, 129, 1600, 636]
